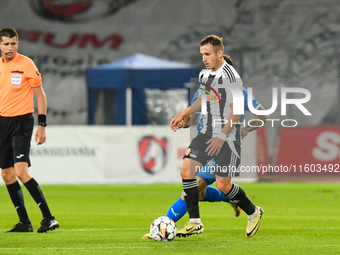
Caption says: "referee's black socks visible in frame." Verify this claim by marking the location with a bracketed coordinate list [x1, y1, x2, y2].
[6, 181, 31, 224]
[225, 183, 256, 215]
[24, 178, 53, 219]
[182, 179, 200, 219]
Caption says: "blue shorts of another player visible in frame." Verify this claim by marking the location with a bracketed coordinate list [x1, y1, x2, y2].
[196, 159, 216, 185]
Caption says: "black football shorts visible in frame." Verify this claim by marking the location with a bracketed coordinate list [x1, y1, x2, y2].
[0, 113, 34, 169]
[183, 132, 241, 178]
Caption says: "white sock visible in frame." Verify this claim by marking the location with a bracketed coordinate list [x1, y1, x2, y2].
[248, 207, 258, 217]
[190, 218, 201, 223]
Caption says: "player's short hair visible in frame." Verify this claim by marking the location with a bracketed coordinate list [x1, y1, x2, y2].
[200, 35, 224, 53]
[0, 28, 19, 42]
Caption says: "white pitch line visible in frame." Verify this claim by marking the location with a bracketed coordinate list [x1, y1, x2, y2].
[1, 226, 338, 232]
[1, 244, 340, 251]
[57, 226, 340, 231]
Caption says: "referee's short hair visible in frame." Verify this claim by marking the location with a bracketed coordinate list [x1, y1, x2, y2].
[200, 35, 224, 53]
[0, 28, 19, 42]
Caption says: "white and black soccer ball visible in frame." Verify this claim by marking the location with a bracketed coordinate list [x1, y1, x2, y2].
[150, 216, 177, 241]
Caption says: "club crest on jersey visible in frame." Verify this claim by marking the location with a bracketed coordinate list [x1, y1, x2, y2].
[186, 148, 198, 158]
[11, 74, 22, 87]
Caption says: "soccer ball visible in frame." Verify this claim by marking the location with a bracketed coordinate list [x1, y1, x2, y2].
[150, 216, 177, 241]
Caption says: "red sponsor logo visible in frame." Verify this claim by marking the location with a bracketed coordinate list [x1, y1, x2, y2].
[206, 94, 221, 102]
[17, 29, 123, 50]
[138, 136, 167, 174]
[29, 0, 137, 22]
[259, 127, 340, 179]
[276, 127, 340, 166]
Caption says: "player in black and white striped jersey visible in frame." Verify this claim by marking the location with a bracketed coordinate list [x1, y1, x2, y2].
[198, 56, 242, 142]
[170, 35, 263, 238]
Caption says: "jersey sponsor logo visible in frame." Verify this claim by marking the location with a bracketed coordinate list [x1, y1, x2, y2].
[11, 75, 22, 87]
[30, 0, 137, 22]
[138, 136, 168, 174]
[199, 82, 223, 107]
[206, 93, 222, 102]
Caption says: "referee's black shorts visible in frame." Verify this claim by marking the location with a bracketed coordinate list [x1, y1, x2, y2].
[183, 132, 241, 178]
[0, 113, 34, 169]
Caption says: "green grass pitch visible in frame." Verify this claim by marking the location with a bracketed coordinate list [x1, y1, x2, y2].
[0, 182, 339, 254]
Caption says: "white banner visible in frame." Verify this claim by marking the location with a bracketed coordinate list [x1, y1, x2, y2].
[28, 126, 188, 184]
[21, 126, 256, 184]
[1, 1, 337, 125]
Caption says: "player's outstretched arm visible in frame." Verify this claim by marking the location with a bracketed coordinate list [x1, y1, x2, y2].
[170, 114, 186, 132]
[179, 114, 200, 129]
[170, 95, 202, 132]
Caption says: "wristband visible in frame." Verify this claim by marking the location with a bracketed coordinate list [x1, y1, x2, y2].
[217, 132, 228, 141]
[38, 115, 47, 127]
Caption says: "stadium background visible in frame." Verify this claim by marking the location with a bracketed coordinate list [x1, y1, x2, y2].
[1, 0, 340, 184]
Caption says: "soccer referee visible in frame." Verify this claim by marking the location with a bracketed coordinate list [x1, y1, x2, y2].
[0, 28, 59, 233]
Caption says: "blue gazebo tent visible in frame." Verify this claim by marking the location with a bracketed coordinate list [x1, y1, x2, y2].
[86, 53, 200, 125]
